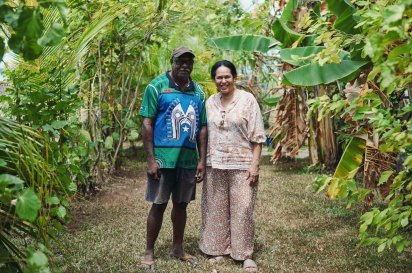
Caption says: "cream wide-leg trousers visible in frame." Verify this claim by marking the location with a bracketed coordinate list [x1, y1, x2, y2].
[199, 167, 258, 260]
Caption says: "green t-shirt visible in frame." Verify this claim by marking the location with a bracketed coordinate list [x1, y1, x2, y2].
[139, 72, 207, 169]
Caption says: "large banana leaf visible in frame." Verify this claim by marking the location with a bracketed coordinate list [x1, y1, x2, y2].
[208, 35, 275, 53]
[326, 0, 360, 34]
[334, 137, 366, 179]
[271, 19, 303, 48]
[280, 47, 351, 66]
[282, 60, 368, 86]
[280, 46, 326, 66]
[302, 35, 317, 46]
[327, 136, 366, 198]
[280, 0, 298, 27]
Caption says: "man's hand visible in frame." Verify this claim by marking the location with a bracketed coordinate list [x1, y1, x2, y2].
[147, 160, 160, 180]
[142, 117, 160, 180]
[246, 165, 259, 187]
[196, 125, 207, 183]
[195, 161, 205, 183]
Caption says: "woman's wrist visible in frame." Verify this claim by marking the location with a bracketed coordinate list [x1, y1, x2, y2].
[251, 162, 259, 168]
[250, 164, 259, 173]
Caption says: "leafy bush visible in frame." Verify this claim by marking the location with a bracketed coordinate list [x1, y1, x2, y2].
[0, 117, 76, 272]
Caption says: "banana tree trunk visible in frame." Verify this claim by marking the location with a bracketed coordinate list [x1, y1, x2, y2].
[308, 115, 319, 165]
[313, 85, 338, 169]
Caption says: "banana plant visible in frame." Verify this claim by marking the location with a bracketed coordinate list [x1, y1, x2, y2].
[280, 47, 368, 86]
[312, 134, 370, 209]
[327, 136, 366, 198]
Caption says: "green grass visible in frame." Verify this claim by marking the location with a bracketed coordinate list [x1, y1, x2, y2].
[52, 159, 412, 273]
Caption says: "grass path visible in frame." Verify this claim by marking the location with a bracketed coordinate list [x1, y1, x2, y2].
[54, 160, 412, 273]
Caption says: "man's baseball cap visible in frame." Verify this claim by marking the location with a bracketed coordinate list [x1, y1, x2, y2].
[172, 46, 195, 58]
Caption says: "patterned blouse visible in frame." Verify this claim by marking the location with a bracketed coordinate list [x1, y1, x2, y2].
[206, 89, 266, 170]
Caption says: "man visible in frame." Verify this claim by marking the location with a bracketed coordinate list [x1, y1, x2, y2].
[139, 46, 207, 270]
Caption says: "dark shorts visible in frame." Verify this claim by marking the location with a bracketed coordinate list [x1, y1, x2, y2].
[145, 168, 196, 204]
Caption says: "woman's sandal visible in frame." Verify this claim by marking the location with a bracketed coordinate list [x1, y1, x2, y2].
[243, 259, 258, 272]
[208, 255, 225, 264]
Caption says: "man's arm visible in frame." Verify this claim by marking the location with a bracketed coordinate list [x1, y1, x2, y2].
[195, 125, 207, 182]
[142, 117, 160, 180]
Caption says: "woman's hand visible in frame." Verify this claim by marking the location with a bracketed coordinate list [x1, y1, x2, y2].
[246, 165, 259, 187]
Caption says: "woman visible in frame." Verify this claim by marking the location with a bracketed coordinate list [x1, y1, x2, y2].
[200, 60, 265, 272]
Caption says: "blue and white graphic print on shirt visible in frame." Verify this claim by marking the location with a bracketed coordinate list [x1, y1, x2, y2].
[168, 98, 198, 142]
[154, 93, 200, 149]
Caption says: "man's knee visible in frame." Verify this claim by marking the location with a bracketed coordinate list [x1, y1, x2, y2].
[150, 203, 168, 215]
[172, 201, 188, 211]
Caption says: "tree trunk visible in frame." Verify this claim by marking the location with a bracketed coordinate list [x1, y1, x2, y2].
[314, 85, 338, 169]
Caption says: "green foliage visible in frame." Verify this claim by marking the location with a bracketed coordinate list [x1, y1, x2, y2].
[333, 137, 366, 180]
[263, 96, 281, 106]
[0, 1, 67, 60]
[326, 0, 360, 34]
[358, 0, 412, 94]
[0, 117, 76, 272]
[209, 35, 275, 53]
[271, 19, 303, 48]
[16, 189, 41, 222]
[280, 0, 298, 27]
[292, 0, 412, 253]
[24, 244, 52, 273]
[280, 46, 327, 66]
[282, 59, 368, 86]
[311, 136, 368, 205]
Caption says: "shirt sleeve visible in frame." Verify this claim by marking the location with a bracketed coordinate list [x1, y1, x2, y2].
[248, 97, 266, 143]
[196, 84, 207, 126]
[139, 84, 158, 118]
[200, 102, 207, 126]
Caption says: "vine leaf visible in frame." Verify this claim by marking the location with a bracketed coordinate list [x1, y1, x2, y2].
[16, 189, 41, 222]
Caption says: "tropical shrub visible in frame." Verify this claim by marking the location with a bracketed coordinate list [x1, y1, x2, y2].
[0, 0, 67, 61]
[0, 117, 76, 272]
[283, 0, 412, 252]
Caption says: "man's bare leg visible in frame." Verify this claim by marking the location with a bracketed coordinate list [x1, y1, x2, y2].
[143, 203, 168, 263]
[170, 201, 197, 265]
[170, 201, 187, 257]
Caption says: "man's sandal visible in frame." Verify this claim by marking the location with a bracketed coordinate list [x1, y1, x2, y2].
[170, 254, 198, 266]
[243, 259, 258, 272]
[140, 260, 155, 271]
